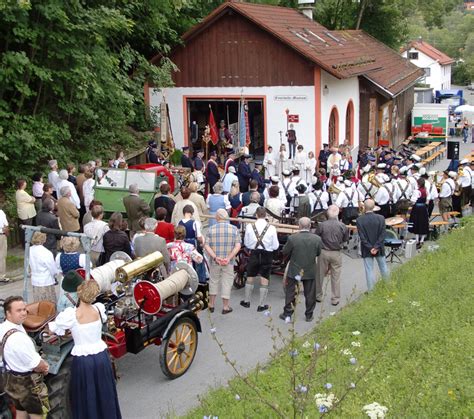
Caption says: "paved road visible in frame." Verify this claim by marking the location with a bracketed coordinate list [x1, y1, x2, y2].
[1, 140, 472, 418]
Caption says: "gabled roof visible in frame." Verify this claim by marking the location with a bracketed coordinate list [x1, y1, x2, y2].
[161, 1, 423, 97]
[402, 40, 455, 65]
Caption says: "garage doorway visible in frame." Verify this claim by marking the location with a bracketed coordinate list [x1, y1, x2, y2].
[185, 98, 265, 158]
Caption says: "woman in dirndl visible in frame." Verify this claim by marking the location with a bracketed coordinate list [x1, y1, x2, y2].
[49, 280, 121, 419]
[408, 178, 429, 248]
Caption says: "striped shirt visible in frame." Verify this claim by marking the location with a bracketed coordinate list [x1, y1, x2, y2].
[205, 221, 240, 263]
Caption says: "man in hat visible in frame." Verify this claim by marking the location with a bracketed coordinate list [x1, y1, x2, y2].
[206, 151, 220, 193]
[336, 179, 362, 225]
[224, 151, 236, 174]
[47, 160, 60, 198]
[251, 161, 265, 193]
[146, 140, 159, 164]
[237, 154, 252, 192]
[222, 166, 238, 193]
[181, 147, 193, 169]
[286, 123, 297, 159]
[438, 171, 455, 222]
[0, 296, 50, 418]
[263, 176, 286, 204]
[318, 143, 330, 171]
[458, 159, 472, 207]
[358, 164, 376, 200]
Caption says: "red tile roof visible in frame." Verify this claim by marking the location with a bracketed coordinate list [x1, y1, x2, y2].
[402, 40, 454, 65]
[175, 1, 423, 97]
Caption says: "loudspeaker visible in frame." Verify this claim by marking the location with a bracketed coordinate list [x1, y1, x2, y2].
[447, 141, 459, 160]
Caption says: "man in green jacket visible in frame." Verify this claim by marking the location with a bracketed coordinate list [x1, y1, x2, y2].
[279, 217, 322, 322]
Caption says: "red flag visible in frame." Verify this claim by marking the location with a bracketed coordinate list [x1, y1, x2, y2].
[208, 106, 219, 145]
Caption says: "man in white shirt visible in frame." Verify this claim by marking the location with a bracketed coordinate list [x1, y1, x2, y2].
[56, 170, 80, 209]
[310, 181, 330, 213]
[0, 208, 9, 282]
[394, 169, 412, 215]
[47, 159, 60, 197]
[0, 296, 50, 418]
[263, 176, 286, 204]
[438, 171, 455, 221]
[241, 207, 279, 311]
[373, 174, 391, 218]
[458, 159, 472, 207]
[336, 180, 362, 225]
[222, 166, 238, 193]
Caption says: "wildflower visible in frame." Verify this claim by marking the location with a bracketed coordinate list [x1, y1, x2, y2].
[210, 328, 217, 334]
[352, 331, 361, 336]
[350, 382, 356, 389]
[410, 301, 421, 307]
[235, 394, 241, 401]
[289, 349, 298, 358]
[295, 384, 308, 393]
[351, 341, 361, 347]
[324, 383, 332, 390]
[263, 310, 271, 317]
[314, 342, 321, 351]
[447, 389, 456, 400]
[341, 348, 352, 356]
[314, 393, 338, 412]
[350, 357, 357, 365]
[362, 402, 388, 418]
[302, 340, 311, 349]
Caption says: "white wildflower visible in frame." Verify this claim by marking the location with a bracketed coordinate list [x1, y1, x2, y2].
[363, 402, 388, 418]
[341, 348, 353, 356]
[352, 331, 361, 336]
[351, 341, 361, 347]
[302, 340, 311, 349]
[314, 393, 338, 410]
[410, 301, 421, 307]
[235, 394, 241, 401]
[386, 299, 394, 304]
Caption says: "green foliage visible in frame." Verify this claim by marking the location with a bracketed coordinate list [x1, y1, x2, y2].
[185, 217, 474, 417]
[0, 0, 175, 187]
[169, 149, 182, 167]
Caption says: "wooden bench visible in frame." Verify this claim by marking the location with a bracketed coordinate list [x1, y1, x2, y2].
[422, 147, 447, 166]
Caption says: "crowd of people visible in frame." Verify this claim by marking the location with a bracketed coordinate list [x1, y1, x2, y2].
[0, 135, 473, 419]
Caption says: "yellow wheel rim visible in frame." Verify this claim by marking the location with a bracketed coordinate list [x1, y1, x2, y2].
[166, 321, 197, 375]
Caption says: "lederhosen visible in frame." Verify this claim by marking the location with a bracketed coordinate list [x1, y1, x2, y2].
[439, 181, 453, 214]
[247, 223, 273, 278]
[383, 184, 395, 218]
[396, 181, 411, 215]
[360, 183, 373, 201]
[282, 180, 292, 208]
[341, 190, 359, 225]
[313, 191, 325, 214]
[1, 329, 49, 415]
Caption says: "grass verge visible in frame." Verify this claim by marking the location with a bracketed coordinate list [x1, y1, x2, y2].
[185, 217, 474, 418]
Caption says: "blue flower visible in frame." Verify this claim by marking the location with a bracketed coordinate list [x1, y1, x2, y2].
[319, 405, 328, 413]
[324, 383, 332, 390]
[289, 349, 298, 357]
[314, 342, 321, 351]
[235, 394, 241, 401]
[295, 384, 308, 393]
[350, 357, 357, 365]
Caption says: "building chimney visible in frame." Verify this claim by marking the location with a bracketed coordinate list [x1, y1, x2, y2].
[298, 0, 315, 20]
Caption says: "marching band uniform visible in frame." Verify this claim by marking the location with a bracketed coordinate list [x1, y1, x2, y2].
[394, 172, 412, 215]
[459, 159, 472, 207]
[263, 148, 276, 178]
[374, 174, 391, 218]
[288, 172, 307, 210]
[263, 176, 287, 204]
[439, 172, 456, 215]
[224, 155, 235, 174]
[206, 154, 220, 193]
[310, 188, 330, 213]
[336, 180, 362, 225]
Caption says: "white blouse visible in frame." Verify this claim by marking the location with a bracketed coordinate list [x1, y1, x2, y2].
[49, 303, 107, 356]
[29, 245, 58, 287]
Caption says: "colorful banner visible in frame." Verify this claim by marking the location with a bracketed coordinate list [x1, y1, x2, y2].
[239, 99, 250, 148]
[208, 106, 219, 145]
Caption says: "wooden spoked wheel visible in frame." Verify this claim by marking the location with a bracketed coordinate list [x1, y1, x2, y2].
[159, 317, 198, 379]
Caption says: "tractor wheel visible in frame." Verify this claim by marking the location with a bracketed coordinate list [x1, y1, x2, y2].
[159, 317, 198, 379]
[233, 250, 247, 289]
[46, 356, 72, 419]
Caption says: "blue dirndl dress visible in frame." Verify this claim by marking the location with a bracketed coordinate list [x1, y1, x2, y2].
[48, 303, 121, 419]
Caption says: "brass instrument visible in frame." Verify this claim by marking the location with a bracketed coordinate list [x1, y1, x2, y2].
[458, 166, 464, 177]
[328, 184, 342, 195]
[368, 172, 382, 188]
[433, 172, 445, 190]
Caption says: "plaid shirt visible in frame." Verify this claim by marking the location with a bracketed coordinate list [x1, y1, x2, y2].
[205, 221, 240, 263]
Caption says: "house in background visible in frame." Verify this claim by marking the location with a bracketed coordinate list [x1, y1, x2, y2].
[401, 39, 454, 92]
[147, 1, 424, 156]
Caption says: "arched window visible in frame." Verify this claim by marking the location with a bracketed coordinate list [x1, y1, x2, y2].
[345, 100, 354, 146]
[328, 107, 339, 147]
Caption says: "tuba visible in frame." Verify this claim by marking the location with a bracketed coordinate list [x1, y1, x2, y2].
[328, 184, 342, 195]
[368, 173, 382, 188]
